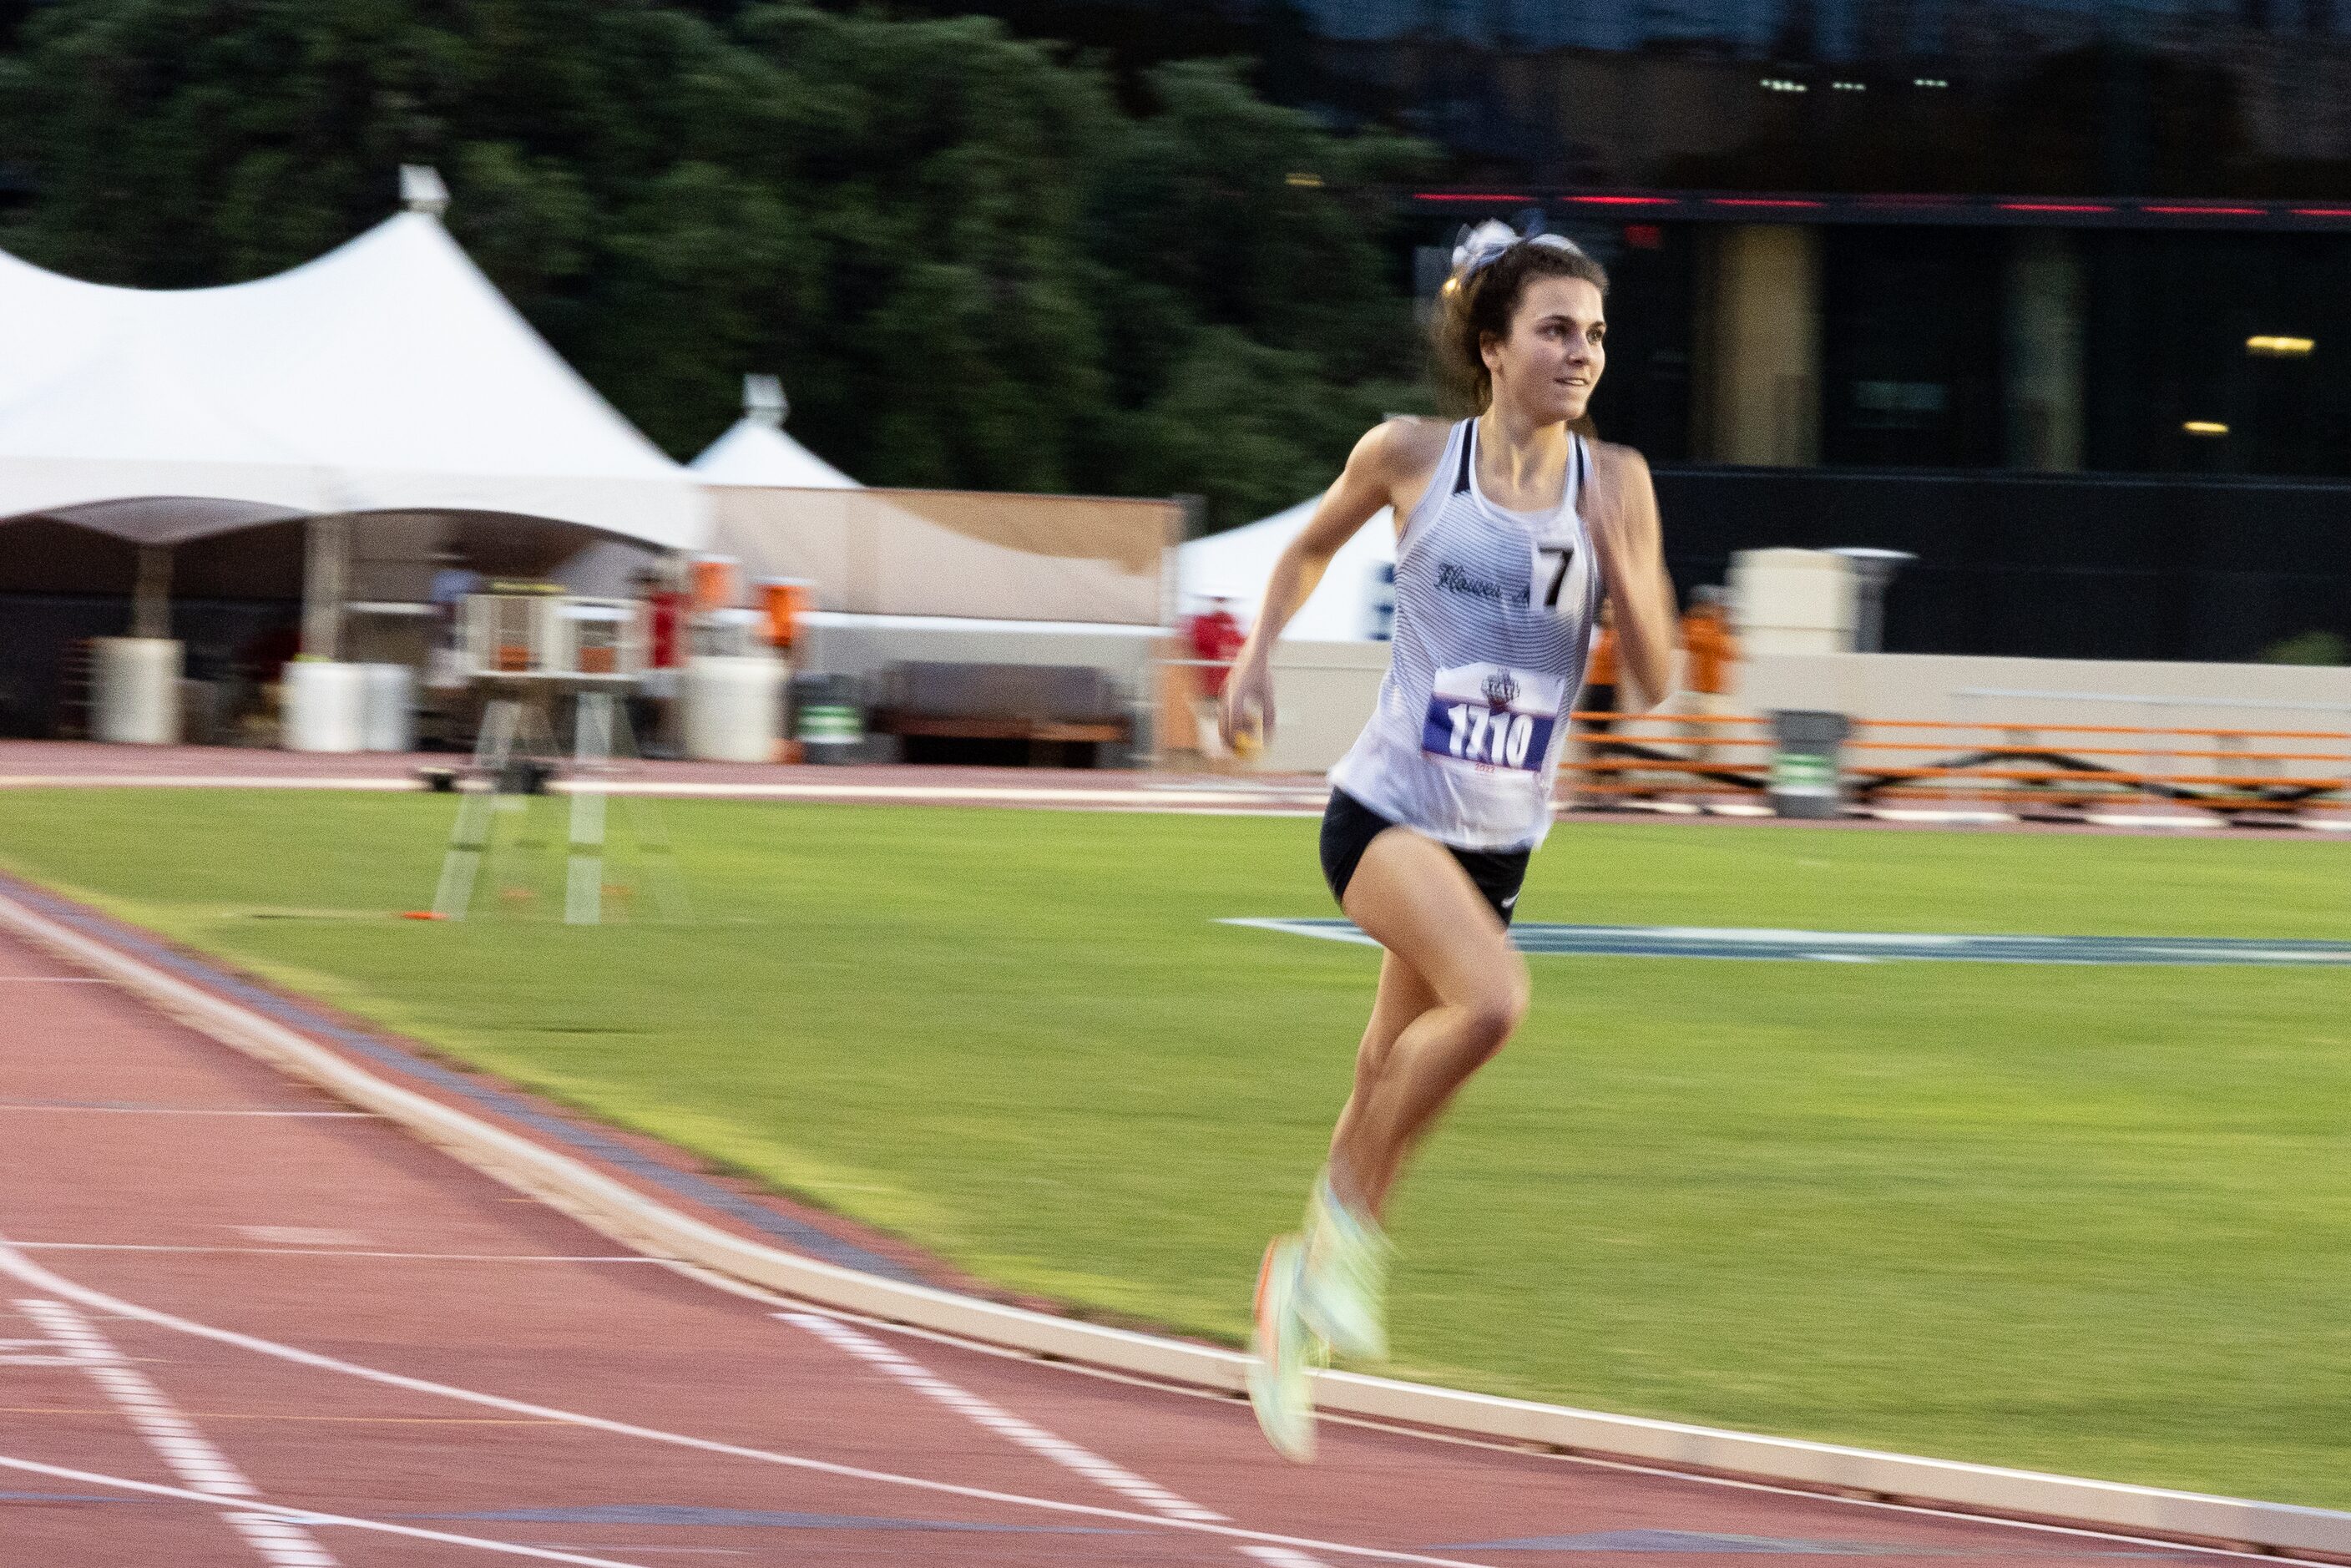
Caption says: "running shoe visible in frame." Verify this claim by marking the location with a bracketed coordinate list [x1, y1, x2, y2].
[1246, 1234, 1316, 1462]
[1297, 1171, 1391, 1363]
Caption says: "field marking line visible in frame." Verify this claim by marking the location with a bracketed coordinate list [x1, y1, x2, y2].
[0, 1240, 1506, 1568]
[11, 1242, 656, 1262]
[0, 772, 1333, 810]
[0, 1102, 372, 1116]
[3, 880, 2347, 1559]
[0, 1454, 652, 1566]
[785, 1311, 1333, 1568]
[0, 776, 420, 792]
[17, 1297, 339, 1566]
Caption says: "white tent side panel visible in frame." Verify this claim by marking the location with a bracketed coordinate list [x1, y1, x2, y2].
[710, 488, 1163, 625]
[1177, 492, 1397, 643]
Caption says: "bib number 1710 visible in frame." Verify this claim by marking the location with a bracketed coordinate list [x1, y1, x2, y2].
[1443, 704, 1535, 768]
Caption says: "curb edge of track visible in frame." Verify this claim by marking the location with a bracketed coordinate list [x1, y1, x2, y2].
[3, 881, 2345, 1562]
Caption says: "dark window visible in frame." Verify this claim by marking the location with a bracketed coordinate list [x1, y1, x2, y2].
[1820, 228, 2005, 468]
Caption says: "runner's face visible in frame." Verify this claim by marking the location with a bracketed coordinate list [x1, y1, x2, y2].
[1484, 276, 1605, 425]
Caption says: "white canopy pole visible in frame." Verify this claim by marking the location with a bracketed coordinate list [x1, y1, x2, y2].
[129, 545, 172, 639]
[301, 516, 351, 660]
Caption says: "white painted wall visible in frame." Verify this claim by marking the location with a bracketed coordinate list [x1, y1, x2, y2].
[1737, 652, 2351, 789]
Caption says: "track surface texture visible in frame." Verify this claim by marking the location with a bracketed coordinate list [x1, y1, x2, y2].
[0, 906, 2318, 1567]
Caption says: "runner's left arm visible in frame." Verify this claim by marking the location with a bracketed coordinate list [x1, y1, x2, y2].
[1586, 443, 1676, 711]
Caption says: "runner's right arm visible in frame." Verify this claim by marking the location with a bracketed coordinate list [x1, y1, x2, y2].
[1221, 420, 1443, 747]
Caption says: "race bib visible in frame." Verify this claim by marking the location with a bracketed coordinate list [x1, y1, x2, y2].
[1422, 663, 1566, 772]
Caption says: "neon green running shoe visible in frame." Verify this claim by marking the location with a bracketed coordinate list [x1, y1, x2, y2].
[1298, 1171, 1391, 1363]
[1246, 1234, 1316, 1463]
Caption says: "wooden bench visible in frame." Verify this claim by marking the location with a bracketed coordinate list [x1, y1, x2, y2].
[872, 661, 1131, 767]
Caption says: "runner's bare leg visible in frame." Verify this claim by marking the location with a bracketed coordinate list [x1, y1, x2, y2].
[1326, 829, 1529, 1220]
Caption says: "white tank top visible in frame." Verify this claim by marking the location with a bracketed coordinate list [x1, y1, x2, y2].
[1328, 418, 1600, 852]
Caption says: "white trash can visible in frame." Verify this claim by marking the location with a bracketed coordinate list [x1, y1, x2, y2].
[92, 638, 184, 745]
[681, 654, 785, 763]
[358, 663, 417, 753]
[283, 660, 367, 753]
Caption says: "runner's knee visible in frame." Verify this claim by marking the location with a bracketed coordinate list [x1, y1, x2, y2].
[1455, 959, 1529, 1053]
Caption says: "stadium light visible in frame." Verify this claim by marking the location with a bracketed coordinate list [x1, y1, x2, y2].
[2182, 421, 2229, 436]
[2246, 335, 2315, 357]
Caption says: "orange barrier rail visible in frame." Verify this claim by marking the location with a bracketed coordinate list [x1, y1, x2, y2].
[1556, 708, 2350, 819]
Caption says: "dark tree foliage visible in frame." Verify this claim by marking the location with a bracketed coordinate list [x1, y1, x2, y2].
[0, 0, 1434, 529]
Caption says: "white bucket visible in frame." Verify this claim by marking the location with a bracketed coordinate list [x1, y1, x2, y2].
[681, 655, 785, 762]
[283, 660, 367, 753]
[358, 663, 417, 752]
[91, 638, 183, 745]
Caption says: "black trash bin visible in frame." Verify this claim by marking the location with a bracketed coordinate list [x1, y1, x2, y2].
[1767, 710, 1851, 819]
[791, 672, 866, 765]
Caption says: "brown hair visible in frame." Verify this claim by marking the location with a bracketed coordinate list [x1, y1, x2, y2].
[1430, 239, 1610, 420]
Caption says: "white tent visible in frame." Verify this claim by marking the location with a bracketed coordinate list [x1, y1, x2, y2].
[1177, 491, 1396, 641]
[0, 205, 708, 550]
[690, 378, 859, 490]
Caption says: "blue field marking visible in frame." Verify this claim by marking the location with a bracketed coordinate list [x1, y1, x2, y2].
[1222, 918, 2351, 966]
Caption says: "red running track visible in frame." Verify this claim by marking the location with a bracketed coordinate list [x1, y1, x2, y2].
[0, 911, 2293, 1568]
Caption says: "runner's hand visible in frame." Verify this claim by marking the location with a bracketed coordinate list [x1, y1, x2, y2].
[1221, 658, 1274, 755]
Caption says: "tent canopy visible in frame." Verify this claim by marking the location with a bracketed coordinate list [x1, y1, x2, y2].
[691, 414, 859, 490]
[1177, 491, 1395, 641]
[0, 210, 708, 550]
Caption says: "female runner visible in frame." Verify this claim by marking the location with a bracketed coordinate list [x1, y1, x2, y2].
[1222, 222, 1676, 1460]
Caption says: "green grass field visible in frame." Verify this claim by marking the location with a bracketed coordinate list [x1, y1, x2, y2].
[2, 787, 2347, 1508]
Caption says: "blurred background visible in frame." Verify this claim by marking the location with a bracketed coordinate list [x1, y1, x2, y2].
[0, 0, 2346, 771]
[2, 3, 2348, 1528]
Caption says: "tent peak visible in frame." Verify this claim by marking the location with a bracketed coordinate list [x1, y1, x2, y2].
[401, 164, 449, 219]
[744, 372, 787, 428]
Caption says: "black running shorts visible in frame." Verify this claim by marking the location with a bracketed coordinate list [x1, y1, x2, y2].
[1318, 788, 1531, 928]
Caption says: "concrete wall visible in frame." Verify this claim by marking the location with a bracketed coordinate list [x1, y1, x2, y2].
[1738, 651, 2351, 787]
[1242, 640, 1393, 776]
[1226, 645, 2351, 785]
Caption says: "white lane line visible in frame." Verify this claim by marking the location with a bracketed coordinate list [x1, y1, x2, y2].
[16, 1297, 338, 1567]
[786, 1311, 1223, 1520]
[0, 1237, 1502, 1568]
[0, 1454, 650, 1566]
[786, 1311, 1332, 1568]
[0, 1103, 372, 1116]
[671, 1263, 2325, 1568]
[13, 1242, 657, 1262]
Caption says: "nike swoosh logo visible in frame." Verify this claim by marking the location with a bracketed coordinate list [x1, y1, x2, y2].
[1501, 894, 1519, 908]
